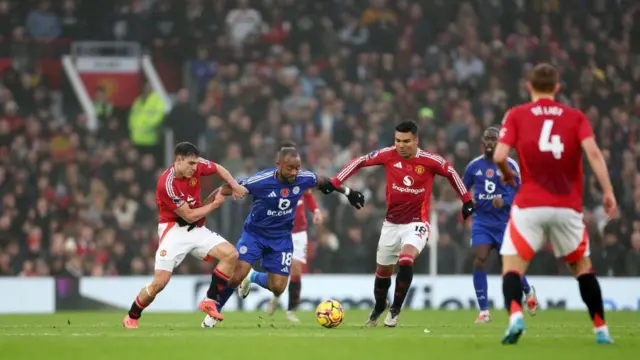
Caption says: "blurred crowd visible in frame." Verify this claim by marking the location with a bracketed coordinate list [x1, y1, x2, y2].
[1, 0, 640, 277]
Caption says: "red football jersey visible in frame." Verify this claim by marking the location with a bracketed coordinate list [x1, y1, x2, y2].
[500, 98, 594, 212]
[156, 158, 218, 227]
[292, 190, 319, 233]
[331, 146, 471, 224]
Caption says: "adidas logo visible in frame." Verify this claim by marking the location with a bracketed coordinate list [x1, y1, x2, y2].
[393, 162, 402, 169]
[268, 191, 277, 198]
[280, 267, 289, 273]
[475, 170, 482, 176]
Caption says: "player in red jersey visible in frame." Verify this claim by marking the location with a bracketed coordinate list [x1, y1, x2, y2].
[122, 142, 248, 329]
[327, 121, 475, 327]
[265, 141, 324, 322]
[494, 63, 617, 344]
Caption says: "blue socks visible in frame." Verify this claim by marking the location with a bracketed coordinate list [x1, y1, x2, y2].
[521, 276, 531, 294]
[250, 271, 269, 289]
[474, 270, 532, 312]
[473, 270, 489, 311]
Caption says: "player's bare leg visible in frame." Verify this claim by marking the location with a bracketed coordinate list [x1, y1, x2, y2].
[568, 256, 613, 344]
[267, 259, 302, 322]
[472, 244, 492, 323]
[384, 244, 419, 327]
[123, 270, 172, 328]
[198, 242, 238, 322]
[228, 261, 253, 298]
[501, 254, 530, 344]
[365, 264, 392, 327]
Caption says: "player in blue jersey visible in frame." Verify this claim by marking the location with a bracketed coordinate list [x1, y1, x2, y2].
[201, 147, 365, 327]
[462, 127, 539, 324]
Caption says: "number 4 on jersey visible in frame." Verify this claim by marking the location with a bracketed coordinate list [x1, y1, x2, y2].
[538, 119, 564, 159]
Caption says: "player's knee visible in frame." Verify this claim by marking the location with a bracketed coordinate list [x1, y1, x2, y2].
[398, 253, 415, 268]
[569, 256, 593, 277]
[272, 284, 287, 297]
[375, 264, 394, 277]
[268, 277, 288, 296]
[473, 256, 488, 270]
[211, 242, 238, 263]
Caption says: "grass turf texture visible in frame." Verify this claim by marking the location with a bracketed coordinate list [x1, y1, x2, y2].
[1, 310, 638, 360]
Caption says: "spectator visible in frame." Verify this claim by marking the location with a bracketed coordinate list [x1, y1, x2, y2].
[25, 0, 60, 40]
[225, 0, 262, 48]
[1, 0, 639, 277]
[165, 88, 204, 145]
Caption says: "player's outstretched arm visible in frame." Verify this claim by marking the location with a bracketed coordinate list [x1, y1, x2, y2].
[175, 193, 225, 224]
[326, 148, 389, 194]
[582, 137, 617, 218]
[316, 175, 365, 209]
[430, 157, 474, 218]
[213, 163, 248, 199]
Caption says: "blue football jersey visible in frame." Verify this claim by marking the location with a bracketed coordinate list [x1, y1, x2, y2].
[462, 156, 520, 229]
[239, 168, 319, 239]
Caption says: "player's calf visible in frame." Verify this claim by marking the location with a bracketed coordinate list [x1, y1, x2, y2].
[288, 259, 303, 312]
[200, 243, 238, 321]
[501, 270, 526, 344]
[365, 265, 392, 327]
[267, 273, 289, 296]
[569, 257, 613, 344]
[385, 253, 415, 327]
[124, 270, 171, 327]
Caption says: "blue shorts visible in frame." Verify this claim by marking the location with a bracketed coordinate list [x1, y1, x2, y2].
[236, 230, 293, 276]
[470, 225, 504, 249]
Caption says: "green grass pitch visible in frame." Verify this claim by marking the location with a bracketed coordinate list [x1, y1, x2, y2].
[1, 310, 638, 360]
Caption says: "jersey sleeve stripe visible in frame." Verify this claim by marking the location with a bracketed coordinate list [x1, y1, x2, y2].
[418, 151, 445, 166]
[165, 170, 182, 204]
[448, 167, 467, 195]
[336, 156, 366, 181]
[246, 171, 275, 184]
[507, 158, 521, 175]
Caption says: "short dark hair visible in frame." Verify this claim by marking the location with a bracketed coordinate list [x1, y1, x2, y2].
[528, 63, 558, 93]
[395, 120, 418, 135]
[279, 147, 299, 160]
[174, 142, 199, 157]
[279, 140, 297, 150]
[484, 127, 500, 136]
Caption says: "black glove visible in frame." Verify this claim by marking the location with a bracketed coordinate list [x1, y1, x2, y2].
[347, 190, 365, 209]
[461, 200, 475, 220]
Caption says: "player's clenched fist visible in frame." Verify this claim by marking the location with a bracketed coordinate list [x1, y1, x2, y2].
[347, 190, 365, 209]
[230, 183, 248, 199]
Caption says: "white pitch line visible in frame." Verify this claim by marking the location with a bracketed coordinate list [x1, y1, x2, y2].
[0, 332, 607, 339]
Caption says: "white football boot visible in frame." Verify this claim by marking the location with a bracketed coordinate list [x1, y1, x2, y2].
[238, 270, 253, 299]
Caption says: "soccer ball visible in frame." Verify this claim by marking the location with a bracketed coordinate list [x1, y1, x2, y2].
[315, 300, 344, 328]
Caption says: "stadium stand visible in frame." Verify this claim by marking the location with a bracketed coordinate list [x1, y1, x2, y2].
[0, 0, 639, 278]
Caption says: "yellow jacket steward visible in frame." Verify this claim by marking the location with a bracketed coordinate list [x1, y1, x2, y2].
[128, 92, 165, 146]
